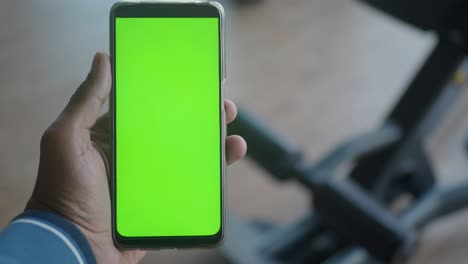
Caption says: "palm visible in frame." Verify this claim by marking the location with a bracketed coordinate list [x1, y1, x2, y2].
[28, 115, 146, 263]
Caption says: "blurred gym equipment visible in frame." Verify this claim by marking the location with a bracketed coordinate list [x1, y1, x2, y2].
[223, 0, 468, 263]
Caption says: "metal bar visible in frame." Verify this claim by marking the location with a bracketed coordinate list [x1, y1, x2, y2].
[257, 213, 322, 258]
[313, 124, 401, 171]
[401, 179, 468, 229]
[322, 247, 375, 264]
[388, 35, 465, 132]
[219, 211, 282, 264]
[319, 179, 468, 264]
[350, 35, 466, 191]
[311, 177, 417, 262]
[227, 109, 302, 181]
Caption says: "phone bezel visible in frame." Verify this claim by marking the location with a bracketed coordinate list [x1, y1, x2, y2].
[110, 1, 226, 249]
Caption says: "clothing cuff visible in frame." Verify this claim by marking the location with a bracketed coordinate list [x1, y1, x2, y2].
[12, 210, 96, 264]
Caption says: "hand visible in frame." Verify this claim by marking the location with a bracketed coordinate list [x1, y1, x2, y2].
[26, 53, 247, 264]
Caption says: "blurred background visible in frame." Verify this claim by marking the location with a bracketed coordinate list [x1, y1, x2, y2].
[1, 0, 468, 263]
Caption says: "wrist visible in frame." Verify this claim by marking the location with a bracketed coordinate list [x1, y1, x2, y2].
[13, 210, 97, 264]
[78, 228, 122, 264]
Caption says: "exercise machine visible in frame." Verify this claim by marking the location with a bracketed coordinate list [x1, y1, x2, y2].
[222, 0, 468, 263]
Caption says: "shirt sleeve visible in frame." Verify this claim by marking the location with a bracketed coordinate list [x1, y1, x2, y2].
[0, 210, 96, 264]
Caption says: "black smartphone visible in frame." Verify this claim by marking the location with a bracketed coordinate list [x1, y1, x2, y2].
[110, 1, 225, 248]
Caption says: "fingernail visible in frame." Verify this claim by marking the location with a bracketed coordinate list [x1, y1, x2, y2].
[87, 53, 100, 80]
[91, 53, 100, 72]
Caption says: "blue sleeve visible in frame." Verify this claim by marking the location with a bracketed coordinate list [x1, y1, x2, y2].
[0, 210, 96, 264]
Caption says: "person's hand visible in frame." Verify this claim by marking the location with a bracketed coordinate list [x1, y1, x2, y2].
[26, 53, 247, 264]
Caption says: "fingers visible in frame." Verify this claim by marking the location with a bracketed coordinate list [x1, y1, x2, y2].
[88, 100, 246, 166]
[224, 100, 246, 164]
[224, 99, 237, 124]
[223, 100, 249, 164]
[226, 135, 247, 165]
[59, 52, 111, 129]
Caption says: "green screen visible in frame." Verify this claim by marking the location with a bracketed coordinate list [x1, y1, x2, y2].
[115, 17, 221, 237]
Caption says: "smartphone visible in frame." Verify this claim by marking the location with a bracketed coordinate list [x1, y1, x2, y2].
[110, 1, 225, 248]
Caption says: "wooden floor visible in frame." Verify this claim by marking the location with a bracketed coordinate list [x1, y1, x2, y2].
[1, 0, 468, 263]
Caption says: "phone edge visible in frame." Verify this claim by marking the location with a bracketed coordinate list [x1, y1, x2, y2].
[109, 1, 227, 249]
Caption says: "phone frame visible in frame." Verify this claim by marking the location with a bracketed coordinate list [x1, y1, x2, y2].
[109, 1, 226, 249]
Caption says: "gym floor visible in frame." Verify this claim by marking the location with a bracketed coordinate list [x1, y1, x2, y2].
[1, 0, 468, 263]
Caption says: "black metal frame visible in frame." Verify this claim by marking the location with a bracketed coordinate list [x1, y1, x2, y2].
[221, 2, 468, 263]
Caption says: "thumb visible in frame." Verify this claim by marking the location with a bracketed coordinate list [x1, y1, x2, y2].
[59, 52, 111, 129]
